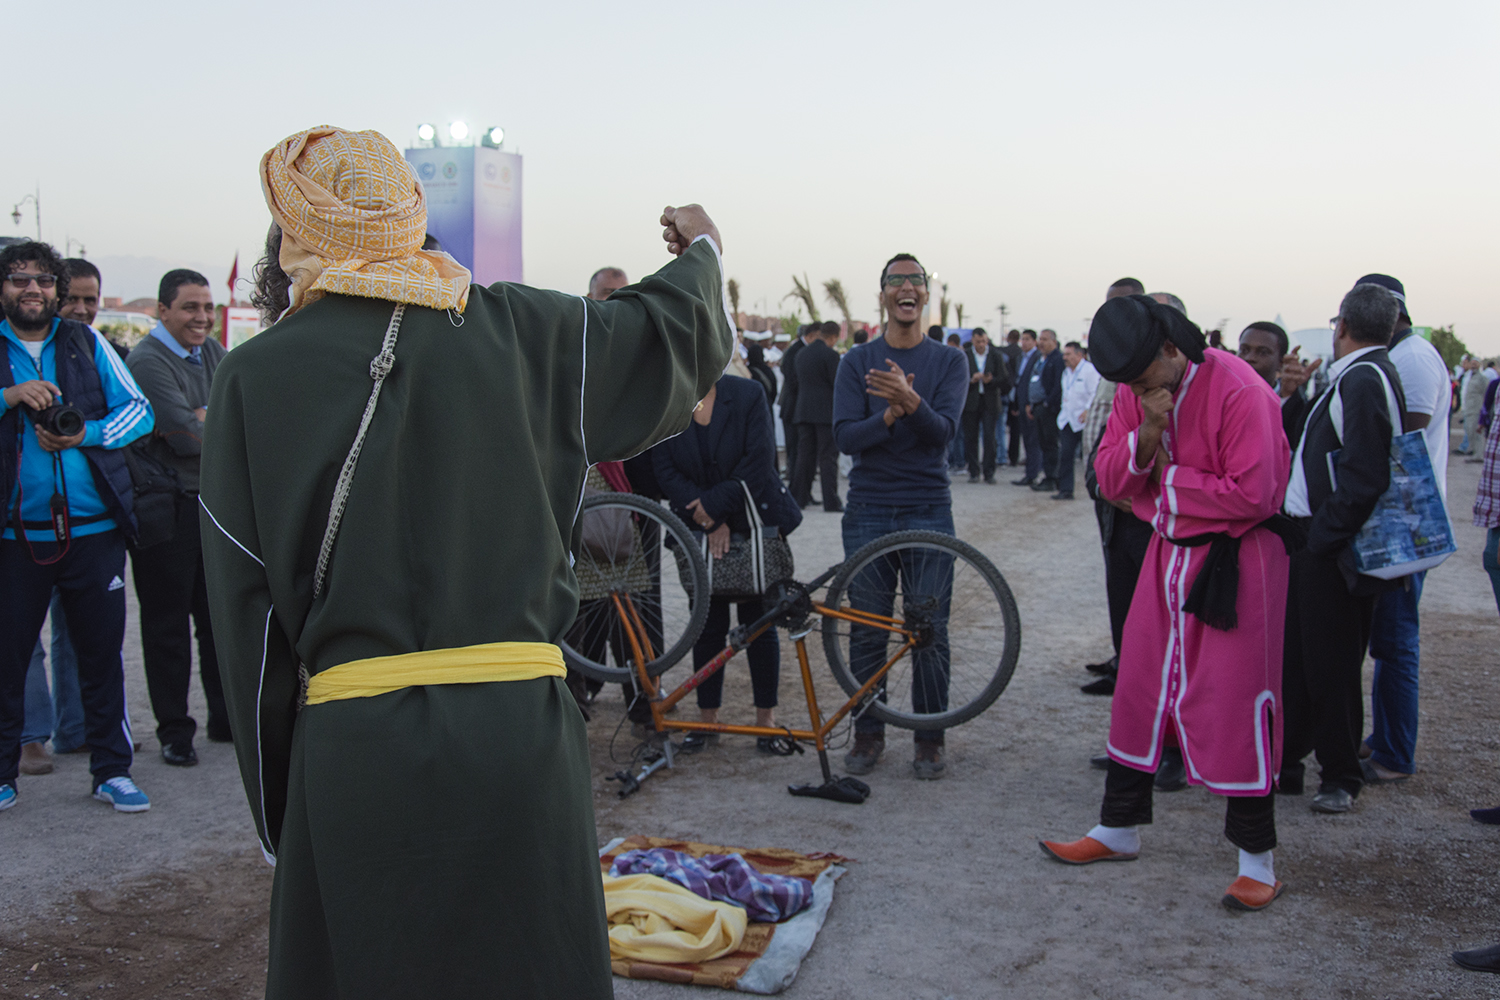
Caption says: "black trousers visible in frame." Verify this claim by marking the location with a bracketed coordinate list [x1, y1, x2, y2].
[792, 423, 839, 509]
[1034, 404, 1060, 481]
[692, 597, 779, 710]
[131, 495, 229, 746]
[1102, 760, 1276, 853]
[962, 406, 998, 479]
[1019, 406, 1042, 479]
[1282, 547, 1375, 797]
[1055, 425, 1082, 495]
[1104, 512, 1154, 655]
[1007, 404, 1022, 466]
[781, 416, 798, 478]
[1, 531, 133, 784]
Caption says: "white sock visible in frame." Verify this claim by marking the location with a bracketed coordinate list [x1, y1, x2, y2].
[1086, 824, 1140, 854]
[1238, 849, 1275, 886]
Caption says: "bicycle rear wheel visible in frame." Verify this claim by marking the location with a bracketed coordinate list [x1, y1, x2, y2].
[562, 493, 709, 683]
[821, 530, 1020, 730]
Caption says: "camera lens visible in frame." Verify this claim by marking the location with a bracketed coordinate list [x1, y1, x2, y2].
[51, 406, 86, 438]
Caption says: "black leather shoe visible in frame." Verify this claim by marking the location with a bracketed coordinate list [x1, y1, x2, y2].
[968, 473, 980, 483]
[1011, 476, 1036, 486]
[1310, 787, 1354, 813]
[1089, 753, 1110, 771]
[1454, 943, 1500, 973]
[1155, 747, 1187, 792]
[1030, 478, 1058, 492]
[1471, 806, 1500, 825]
[1080, 676, 1115, 695]
[1085, 655, 1118, 676]
[161, 742, 198, 767]
[1051, 492, 1075, 500]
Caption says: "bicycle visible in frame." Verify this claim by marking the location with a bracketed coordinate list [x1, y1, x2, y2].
[565, 493, 1022, 803]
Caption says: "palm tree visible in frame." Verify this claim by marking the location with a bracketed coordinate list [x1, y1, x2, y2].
[823, 278, 853, 340]
[782, 273, 821, 323]
[954, 303, 966, 328]
[727, 278, 741, 327]
[938, 282, 951, 327]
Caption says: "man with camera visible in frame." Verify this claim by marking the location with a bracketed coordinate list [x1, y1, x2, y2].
[126, 269, 231, 766]
[0, 240, 155, 813]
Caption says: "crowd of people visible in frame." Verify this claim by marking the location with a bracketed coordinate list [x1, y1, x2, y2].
[2, 243, 231, 814]
[2, 123, 1498, 992]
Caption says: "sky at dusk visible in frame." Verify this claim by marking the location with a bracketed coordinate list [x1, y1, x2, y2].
[4, 0, 1496, 352]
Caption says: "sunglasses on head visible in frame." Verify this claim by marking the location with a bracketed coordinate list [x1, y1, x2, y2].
[4, 274, 58, 289]
[883, 273, 927, 288]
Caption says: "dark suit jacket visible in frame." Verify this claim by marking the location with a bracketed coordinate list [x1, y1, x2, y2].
[653, 374, 803, 536]
[963, 345, 1010, 414]
[1290, 349, 1405, 559]
[793, 339, 840, 424]
[1280, 389, 1307, 447]
[1015, 348, 1041, 412]
[778, 338, 807, 422]
[1038, 349, 1065, 411]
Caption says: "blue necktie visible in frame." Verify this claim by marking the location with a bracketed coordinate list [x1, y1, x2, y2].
[187, 349, 202, 366]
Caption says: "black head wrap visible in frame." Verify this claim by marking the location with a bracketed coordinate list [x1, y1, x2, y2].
[1087, 295, 1207, 383]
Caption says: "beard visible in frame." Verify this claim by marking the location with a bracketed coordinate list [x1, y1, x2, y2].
[1, 292, 58, 334]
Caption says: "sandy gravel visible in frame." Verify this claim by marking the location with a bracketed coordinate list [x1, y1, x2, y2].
[2, 440, 1497, 1000]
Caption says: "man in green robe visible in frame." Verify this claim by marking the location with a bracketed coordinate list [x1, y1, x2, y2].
[199, 126, 733, 998]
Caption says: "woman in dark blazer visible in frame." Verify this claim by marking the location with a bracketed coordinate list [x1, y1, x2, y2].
[653, 374, 802, 752]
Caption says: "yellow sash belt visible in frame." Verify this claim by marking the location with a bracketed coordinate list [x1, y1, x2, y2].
[304, 641, 566, 705]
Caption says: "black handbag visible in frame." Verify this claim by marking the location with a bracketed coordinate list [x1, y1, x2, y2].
[674, 480, 794, 599]
[122, 440, 184, 549]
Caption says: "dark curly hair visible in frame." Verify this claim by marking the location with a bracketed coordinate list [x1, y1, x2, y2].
[250, 223, 291, 324]
[0, 240, 70, 302]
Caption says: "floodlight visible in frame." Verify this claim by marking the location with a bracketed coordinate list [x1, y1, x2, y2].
[416, 122, 436, 142]
[449, 120, 469, 142]
[481, 126, 505, 148]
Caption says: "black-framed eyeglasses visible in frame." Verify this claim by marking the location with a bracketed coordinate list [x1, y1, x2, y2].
[883, 273, 927, 288]
[1328, 315, 1340, 332]
[4, 274, 58, 289]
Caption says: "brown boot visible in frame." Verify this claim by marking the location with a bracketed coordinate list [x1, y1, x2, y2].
[20, 742, 54, 776]
[844, 733, 884, 775]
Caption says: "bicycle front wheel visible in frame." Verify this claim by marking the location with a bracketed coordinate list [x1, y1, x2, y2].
[821, 530, 1020, 730]
[562, 493, 709, 684]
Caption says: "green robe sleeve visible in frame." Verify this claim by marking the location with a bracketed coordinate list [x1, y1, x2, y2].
[578, 236, 735, 461]
[198, 359, 301, 864]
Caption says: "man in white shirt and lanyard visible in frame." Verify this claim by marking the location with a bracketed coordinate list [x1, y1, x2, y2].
[1349, 274, 1448, 786]
[1053, 341, 1099, 500]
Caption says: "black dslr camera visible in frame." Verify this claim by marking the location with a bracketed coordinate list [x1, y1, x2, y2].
[26, 402, 86, 438]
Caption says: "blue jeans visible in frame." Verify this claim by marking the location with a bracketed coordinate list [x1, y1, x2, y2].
[841, 501, 955, 744]
[1485, 528, 1500, 615]
[1366, 571, 1424, 774]
[21, 593, 86, 750]
[994, 404, 1008, 460]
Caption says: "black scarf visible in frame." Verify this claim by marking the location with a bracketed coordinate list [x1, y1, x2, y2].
[1173, 515, 1306, 631]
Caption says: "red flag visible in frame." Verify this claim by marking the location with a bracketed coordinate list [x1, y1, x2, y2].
[227, 252, 239, 305]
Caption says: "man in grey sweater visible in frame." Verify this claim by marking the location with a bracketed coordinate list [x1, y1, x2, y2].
[125, 269, 229, 766]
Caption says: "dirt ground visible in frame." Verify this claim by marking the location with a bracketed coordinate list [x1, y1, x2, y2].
[2, 445, 1497, 1000]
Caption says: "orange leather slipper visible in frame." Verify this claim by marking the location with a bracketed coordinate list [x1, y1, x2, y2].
[1038, 836, 1138, 865]
[1222, 877, 1285, 911]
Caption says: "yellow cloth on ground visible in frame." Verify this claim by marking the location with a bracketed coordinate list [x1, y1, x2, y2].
[305, 642, 565, 705]
[260, 125, 472, 319]
[602, 873, 747, 964]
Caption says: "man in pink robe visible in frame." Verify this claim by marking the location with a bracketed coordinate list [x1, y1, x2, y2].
[1040, 294, 1293, 912]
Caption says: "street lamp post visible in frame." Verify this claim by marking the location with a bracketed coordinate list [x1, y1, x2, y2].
[11, 186, 40, 241]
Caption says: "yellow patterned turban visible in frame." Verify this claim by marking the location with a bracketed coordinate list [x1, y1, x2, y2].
[260, 125, 472, 319]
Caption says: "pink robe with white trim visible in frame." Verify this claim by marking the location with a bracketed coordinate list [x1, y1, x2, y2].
[1095, 351, 1291, 796]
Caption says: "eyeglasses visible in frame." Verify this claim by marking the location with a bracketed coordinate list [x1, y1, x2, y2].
[4, 274, 58, 289]
[883, 273, 927, 288]
[1328, 315, 1341, 332]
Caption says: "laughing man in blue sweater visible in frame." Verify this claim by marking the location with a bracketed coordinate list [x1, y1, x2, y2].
[832, 253, 967, 781]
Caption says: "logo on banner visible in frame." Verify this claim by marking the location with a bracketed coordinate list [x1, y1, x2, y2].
[484, 163, 497, 181]
[417, 161, 436, 181]
[501, 166, 511, 184]
[442, 162, 457, 179]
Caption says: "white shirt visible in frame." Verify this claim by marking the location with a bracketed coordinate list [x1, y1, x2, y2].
[1284, 345, 1388, 517]
[1058, 359, 1101, 432]
[1388, 331, 1451, 502]
[972, 346, 989, 394]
